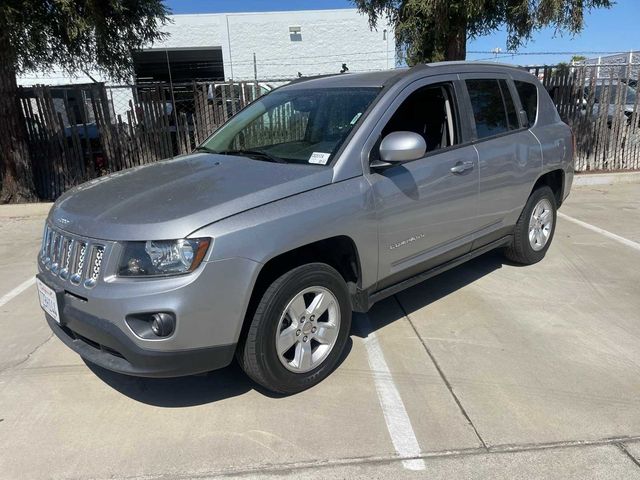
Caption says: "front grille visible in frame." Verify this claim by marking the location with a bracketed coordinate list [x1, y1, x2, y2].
[41, 224, 108, 288]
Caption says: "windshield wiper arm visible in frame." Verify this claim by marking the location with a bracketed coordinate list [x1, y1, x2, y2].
[193, 145, 217, 154]
[219, 149, 287, 164]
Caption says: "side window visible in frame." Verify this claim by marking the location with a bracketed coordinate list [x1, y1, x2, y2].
[378, 83, 459, 156]
[465, 79, 520, 139]
[499, 80, 519, 129]
[514, 80, 539, 126]
[324, 92, 374, 140]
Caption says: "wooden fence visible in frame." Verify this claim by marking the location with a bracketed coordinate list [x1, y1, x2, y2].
[18, 81, 269, 200]
[17, 65, 640, 200]
[527, 64, 640, 172]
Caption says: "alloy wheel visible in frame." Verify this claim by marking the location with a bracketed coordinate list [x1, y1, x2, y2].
[528, 198, 554, 251]
[275, 286, 341, 373]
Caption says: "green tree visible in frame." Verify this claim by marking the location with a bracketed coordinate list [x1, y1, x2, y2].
[353, 0, 613, 66]
[553, 62, 571, 77]
[0, 0, 170, 203]
[571, 55, 588, 63]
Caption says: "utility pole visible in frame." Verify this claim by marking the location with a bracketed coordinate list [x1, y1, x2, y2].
[383, 29, 389, 69]
[253, 52, 258, 100]
[253, 52, 258, 82]
[226, 15, 234, 79]
[165, 49, 179, 130]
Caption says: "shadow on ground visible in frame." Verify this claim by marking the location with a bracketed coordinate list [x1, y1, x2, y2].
[87, 360, 254, 407]
[87, 338, 353, 406]
[88, 251, 507, 406]
[353, 250, 506, 338]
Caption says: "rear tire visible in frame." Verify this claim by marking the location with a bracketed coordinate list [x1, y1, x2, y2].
[238, 263, 352, 395]
[504, 186, 557, 265]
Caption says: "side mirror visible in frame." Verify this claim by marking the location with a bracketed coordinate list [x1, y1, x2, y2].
[379, 131, 426, 164]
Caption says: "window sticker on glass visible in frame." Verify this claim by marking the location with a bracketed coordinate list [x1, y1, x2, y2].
[309, 152, 331, 165]
[350, 112, 363, 125]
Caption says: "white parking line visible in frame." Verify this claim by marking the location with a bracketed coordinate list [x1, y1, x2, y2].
[558, 212, 640, 252]
[361, 315, 426, 471]
[0, 277, 36, 308]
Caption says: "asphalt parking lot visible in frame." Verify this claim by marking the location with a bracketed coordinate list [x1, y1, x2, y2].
[1, 181, 639, 479]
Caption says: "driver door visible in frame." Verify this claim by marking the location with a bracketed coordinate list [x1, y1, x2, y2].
[365, 77, 484, 289]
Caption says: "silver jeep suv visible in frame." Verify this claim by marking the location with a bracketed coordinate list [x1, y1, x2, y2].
[37, 62, 574, 394]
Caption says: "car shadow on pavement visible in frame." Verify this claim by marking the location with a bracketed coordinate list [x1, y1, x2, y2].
[86, 360, 253, 406]
[352, 250, 506, 338]
[86, 338, 353, 406]
[86, 251, 503, 405]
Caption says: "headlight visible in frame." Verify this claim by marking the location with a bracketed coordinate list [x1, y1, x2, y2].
[118, 238, 211, 277]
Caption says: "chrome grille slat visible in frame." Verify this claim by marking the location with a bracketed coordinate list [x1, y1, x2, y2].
[50, 231, 62, 274]
[59, 237, 74, 280]
[64, 239, 74, 270]
[40, 224, 107, 288]
[41, 225, 50, 259]
[43, 226, 54, 268]
[74, 242, 87, 279]
[91, 246, 104, 280]
[84, 245, 105, 288]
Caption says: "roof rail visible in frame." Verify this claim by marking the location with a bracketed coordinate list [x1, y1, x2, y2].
[287, 73, 346, 85]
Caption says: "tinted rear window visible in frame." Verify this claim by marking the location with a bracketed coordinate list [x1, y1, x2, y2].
[499, 80, 519, 129]
[514, 80, 538, 126]
[466, 79, 515, 139]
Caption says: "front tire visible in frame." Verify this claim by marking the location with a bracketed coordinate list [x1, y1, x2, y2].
[504, 186, 557, 265]
[238, 263, 352, 395]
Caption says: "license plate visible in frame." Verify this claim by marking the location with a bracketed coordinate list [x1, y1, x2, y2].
[36, 278, 60, 324]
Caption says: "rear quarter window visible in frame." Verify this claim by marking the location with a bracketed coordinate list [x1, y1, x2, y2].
[514, 81, 539, 126]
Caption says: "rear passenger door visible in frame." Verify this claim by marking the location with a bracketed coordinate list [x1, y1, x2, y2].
[459, 75, 542, 247]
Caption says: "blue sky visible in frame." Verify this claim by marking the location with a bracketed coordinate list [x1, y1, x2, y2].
[164, 0, 640, 66]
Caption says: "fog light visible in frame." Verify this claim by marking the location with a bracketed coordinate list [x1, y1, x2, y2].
[151, 313, 175, 337]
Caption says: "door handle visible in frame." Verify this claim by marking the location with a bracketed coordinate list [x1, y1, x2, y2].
[450, 161, 474, 174]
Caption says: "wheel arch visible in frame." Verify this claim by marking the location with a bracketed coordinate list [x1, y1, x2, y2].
[236, 235, 362, 349]
[532, 168, 565, 207]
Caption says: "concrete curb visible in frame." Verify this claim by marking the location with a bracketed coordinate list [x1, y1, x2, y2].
[574, 172, 640, 186]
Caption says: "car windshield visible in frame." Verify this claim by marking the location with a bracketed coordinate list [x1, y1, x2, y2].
[588, 84, 637, 105]
[199, 87, 380, 165]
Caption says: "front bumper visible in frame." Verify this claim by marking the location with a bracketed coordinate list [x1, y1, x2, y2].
[38, 255, 261, 378]
[45, 308, 235, 377]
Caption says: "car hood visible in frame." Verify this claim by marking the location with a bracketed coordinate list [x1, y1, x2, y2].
[50, 153, 333, 241]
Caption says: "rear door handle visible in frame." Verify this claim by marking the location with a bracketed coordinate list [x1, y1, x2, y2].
[450, 161, 474, 174]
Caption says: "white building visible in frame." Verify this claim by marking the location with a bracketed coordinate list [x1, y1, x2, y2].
[18, 8, 395, 86]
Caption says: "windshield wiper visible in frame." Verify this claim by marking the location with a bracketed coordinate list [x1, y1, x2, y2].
[193, 145, 217, 154]
[219, 149, 287, 164]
